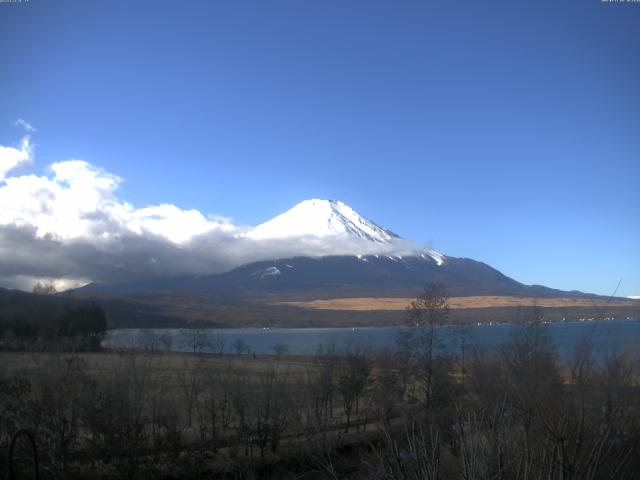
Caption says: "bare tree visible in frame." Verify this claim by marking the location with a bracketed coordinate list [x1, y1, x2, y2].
[158, 332, 173, 353]
[180, 328, 212, 354]
[337, 343, 371, 432]
[272, 342, 289, 360]
[372, 421, 441, 480]
[233, 338, 249, 356]
[137, 329, 160, 352]
[314, 342, 339, 426]
[82, 352, 157, 479]
[250, 367, 292, 456]
[210, 332, 225, 355]
[397, 283, 450, 410]
[197, 362, 234, 452]
[371, 348, 402, 427]
[176, 356, 205, 428]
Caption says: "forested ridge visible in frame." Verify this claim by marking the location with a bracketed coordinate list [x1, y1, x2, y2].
[0, 288, 107, 350]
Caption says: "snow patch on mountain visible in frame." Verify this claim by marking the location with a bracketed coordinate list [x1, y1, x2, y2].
[250, 266, 281, 279]
[628, 295, 640, 300]
[422, 250, 445, 266]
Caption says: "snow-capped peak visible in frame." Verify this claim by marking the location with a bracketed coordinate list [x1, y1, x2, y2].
[248, 199, 399, 243]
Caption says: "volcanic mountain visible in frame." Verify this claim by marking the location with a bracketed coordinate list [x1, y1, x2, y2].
[77, 199, 591, 299]
[69, 199, 640, 327]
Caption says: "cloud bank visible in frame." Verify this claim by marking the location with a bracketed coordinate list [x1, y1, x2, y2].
[0, 136, 32, 182]
[0, 132, 420, 291]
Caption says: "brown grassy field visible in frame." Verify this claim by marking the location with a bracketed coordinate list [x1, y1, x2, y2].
[273, 295, 639, 311]
[3, 343, 639, 479]
[0, 350, 313, 380]
[73, 290, 639, 329]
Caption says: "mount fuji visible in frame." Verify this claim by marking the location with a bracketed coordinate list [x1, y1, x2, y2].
[76, 198, 590, 299]
[69, 198, 640, 327]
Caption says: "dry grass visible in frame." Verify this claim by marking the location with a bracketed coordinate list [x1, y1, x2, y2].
[273, 295, 639, 311]
[0, 350, 314, 383]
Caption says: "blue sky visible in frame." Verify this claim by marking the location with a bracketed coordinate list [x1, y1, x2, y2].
[0, 0, 639, 296]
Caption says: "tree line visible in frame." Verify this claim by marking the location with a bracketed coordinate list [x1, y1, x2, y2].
[0, 290, 107, 350]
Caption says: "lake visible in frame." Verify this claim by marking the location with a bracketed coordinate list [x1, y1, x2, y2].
[104, 317, 640, 360]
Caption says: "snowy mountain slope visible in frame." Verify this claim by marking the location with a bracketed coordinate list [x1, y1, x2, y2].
[245, 198, 443, 264]
[248, 199, 399, 243]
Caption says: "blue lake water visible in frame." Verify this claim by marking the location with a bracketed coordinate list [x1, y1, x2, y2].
[105, 318, 640, 359]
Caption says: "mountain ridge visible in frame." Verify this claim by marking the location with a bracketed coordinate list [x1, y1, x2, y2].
[74, 253, 605, 300]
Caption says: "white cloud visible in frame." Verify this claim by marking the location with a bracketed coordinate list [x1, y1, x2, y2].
[0, 135, 421, 290]
[0, 136, 32, 182]
[128, 204, 237, 244]
[15, 118, 36, 132]
[629, 295, 640, 300]
[0, 158, 231, 242]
